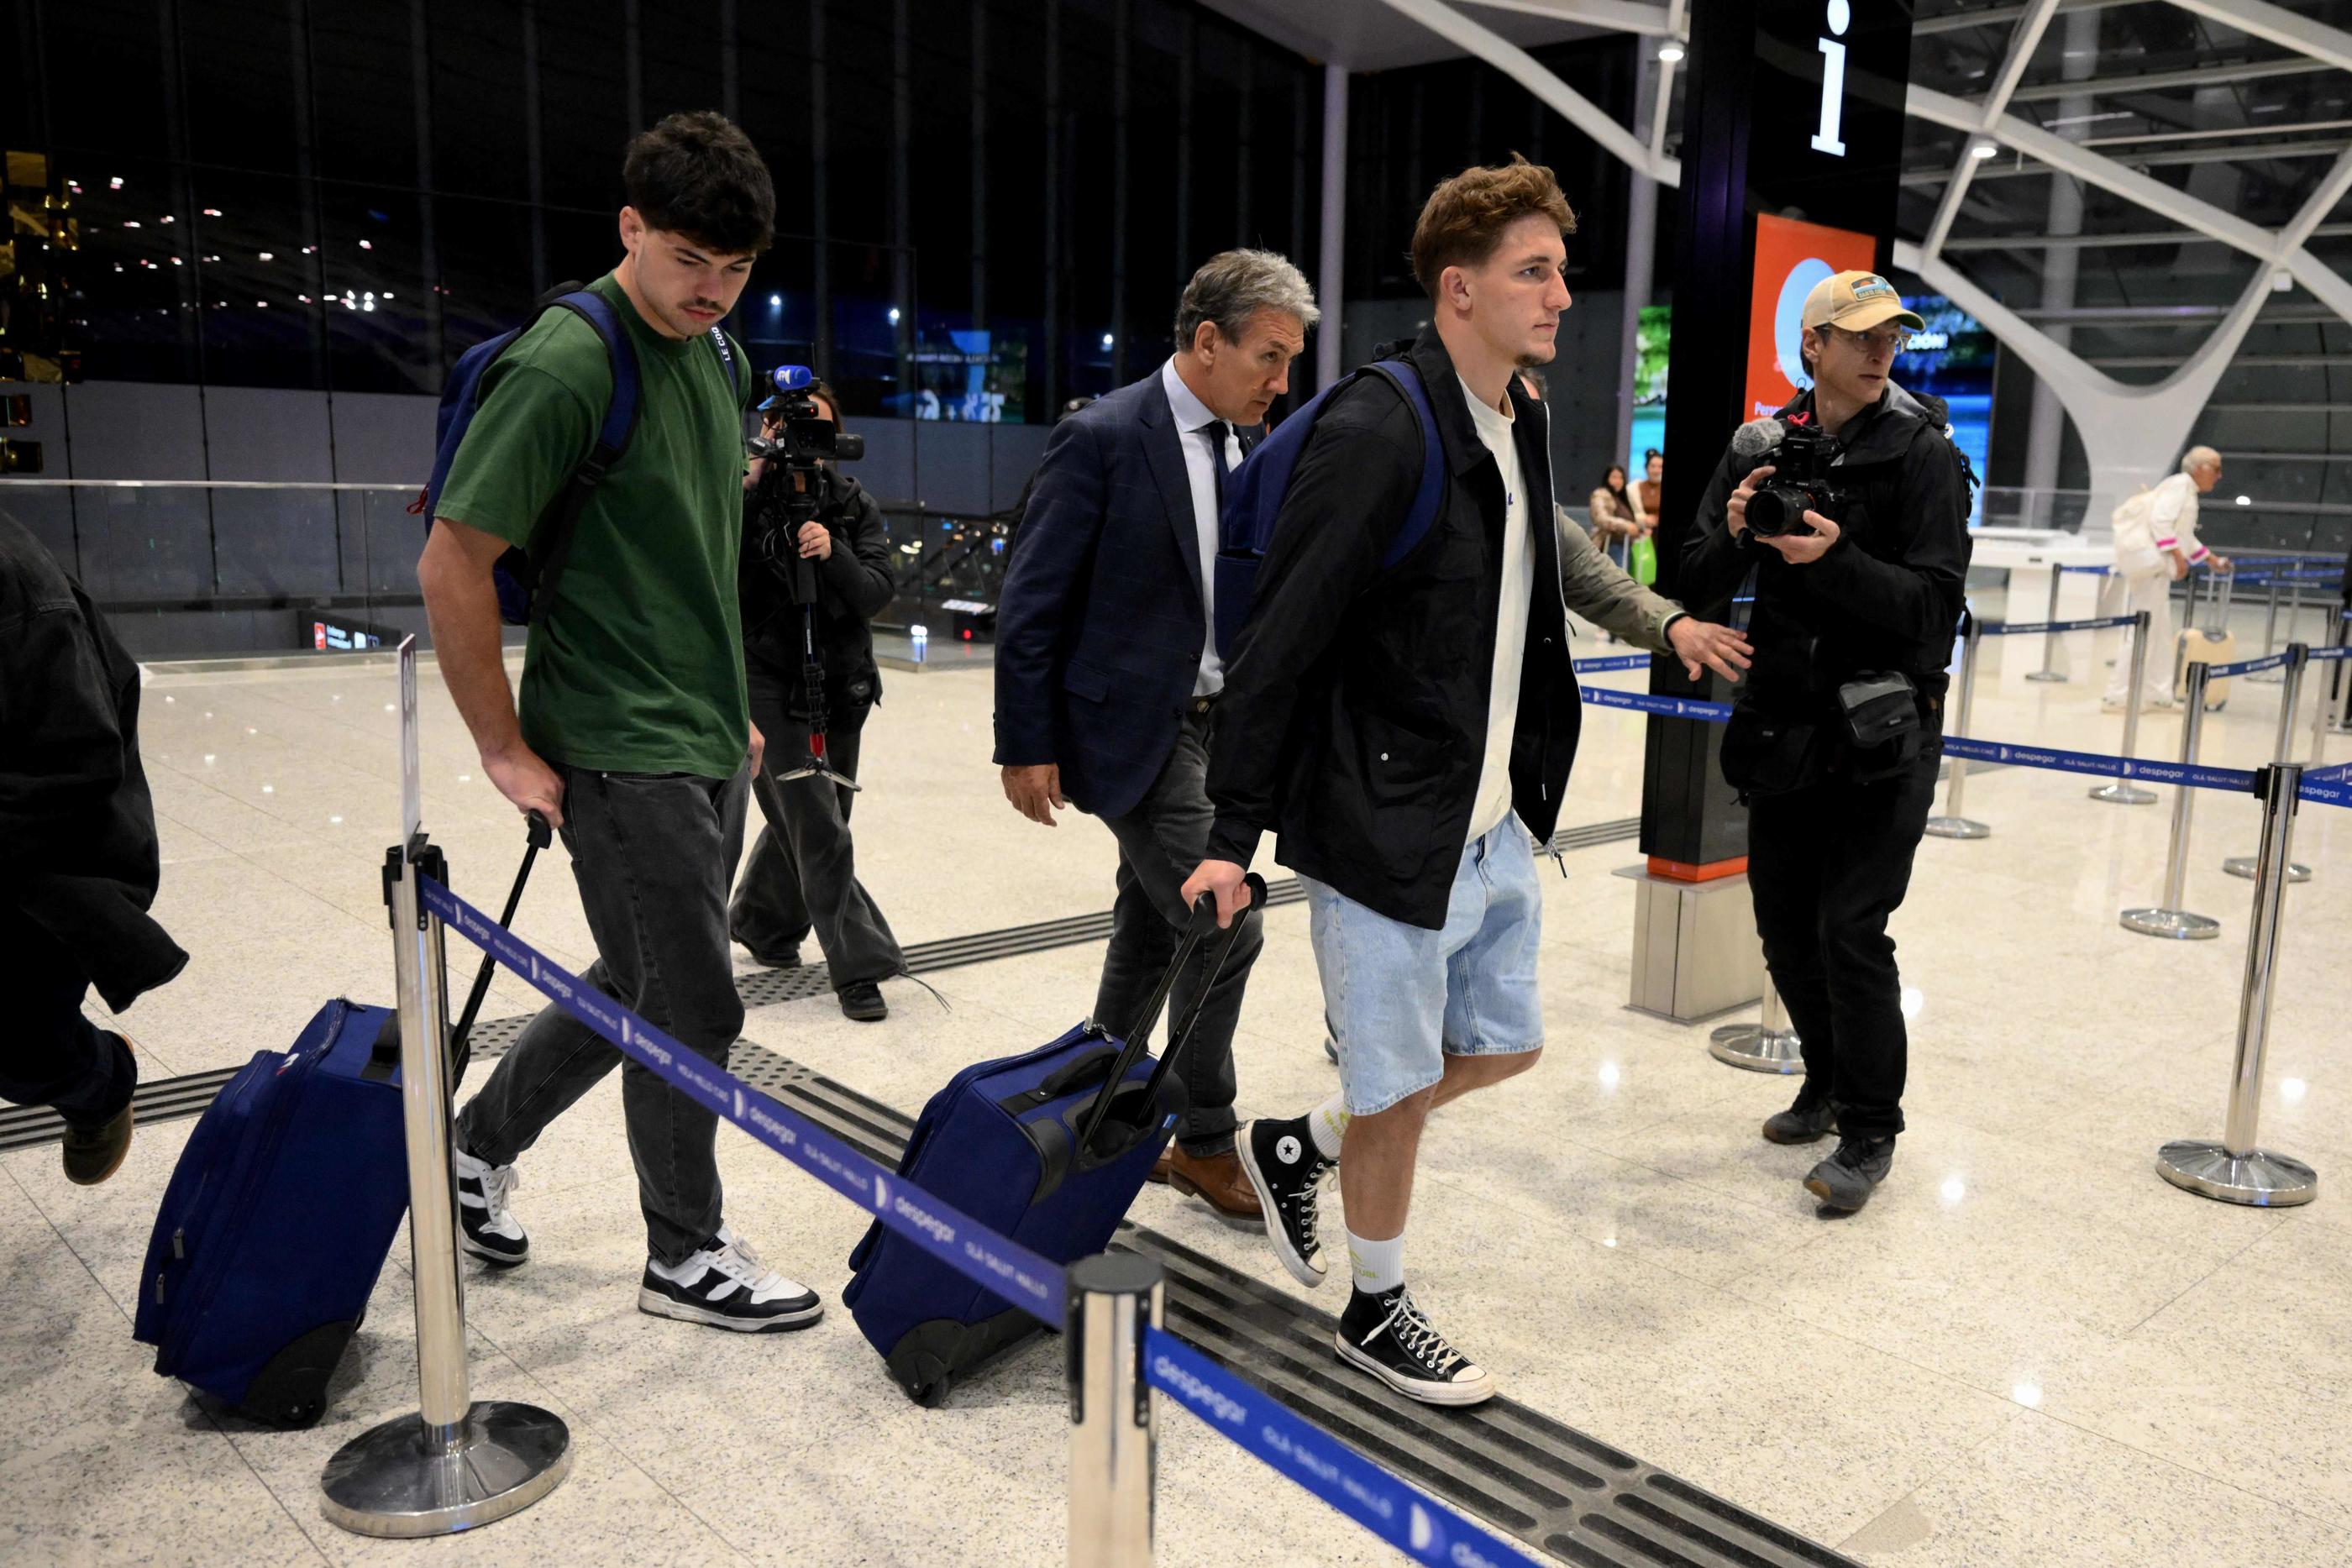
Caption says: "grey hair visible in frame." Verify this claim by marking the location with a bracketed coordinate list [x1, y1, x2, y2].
[2181, 445, 2221, 474]
[1173, 249, 1320, 352]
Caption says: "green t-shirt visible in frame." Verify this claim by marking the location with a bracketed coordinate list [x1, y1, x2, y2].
[436, 272, 754, 779]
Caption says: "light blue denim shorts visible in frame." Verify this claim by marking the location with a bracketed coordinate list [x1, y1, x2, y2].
[1300, 814, 1546, 1117]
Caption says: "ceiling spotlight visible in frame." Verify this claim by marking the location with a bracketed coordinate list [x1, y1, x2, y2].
[769, 292, 782, 307]
[2235, 495, 2250, 506]
[1969, 140, 1999, 160]
[1657, 42, 1685, 63]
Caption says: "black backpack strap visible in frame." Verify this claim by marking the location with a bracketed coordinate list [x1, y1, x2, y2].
[526, 290, 643, 626]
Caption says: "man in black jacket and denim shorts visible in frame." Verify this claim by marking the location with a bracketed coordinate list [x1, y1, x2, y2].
[1184, 159, 1749, 1405]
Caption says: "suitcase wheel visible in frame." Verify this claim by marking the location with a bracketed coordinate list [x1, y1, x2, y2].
[887, 1342, 957, 1408]
[238, 1319, 360, 1429]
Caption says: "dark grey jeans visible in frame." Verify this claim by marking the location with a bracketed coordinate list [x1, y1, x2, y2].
[455, 764, 749, 1267]
[731, 660, 904, 989]
[1091, 709, 1262, 1158]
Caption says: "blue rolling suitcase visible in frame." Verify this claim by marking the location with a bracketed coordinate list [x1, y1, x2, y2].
[131, 824, 546, 1427]
[844, 880, 1263, 1406]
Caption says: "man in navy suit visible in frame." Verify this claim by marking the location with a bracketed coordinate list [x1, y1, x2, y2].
[994, 249, 1319, 1225]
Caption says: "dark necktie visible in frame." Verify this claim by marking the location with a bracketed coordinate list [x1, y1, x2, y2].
[1205, 421, 1235, 508]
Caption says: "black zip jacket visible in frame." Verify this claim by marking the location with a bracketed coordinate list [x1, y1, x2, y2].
[741, 465, 896, 721]
[1205, 328, 1580, 931]
[1, 511, 188, 1010]
[1680, 382, 1972, 718]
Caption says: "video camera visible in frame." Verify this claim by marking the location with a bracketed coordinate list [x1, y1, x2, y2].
[1731, 417, 1854, 539]
[748, 365, 864, 597]
[748, 364, 864, 466]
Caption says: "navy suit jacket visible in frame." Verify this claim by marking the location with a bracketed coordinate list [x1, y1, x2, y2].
[993, 370, 1252, 821]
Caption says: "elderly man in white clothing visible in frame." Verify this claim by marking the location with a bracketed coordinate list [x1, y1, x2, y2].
[2103, 446, 2232, 714]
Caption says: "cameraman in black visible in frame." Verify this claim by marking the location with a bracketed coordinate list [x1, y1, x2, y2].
[1680, 271, 1970, 1213]
[731, 377, 906, 1021]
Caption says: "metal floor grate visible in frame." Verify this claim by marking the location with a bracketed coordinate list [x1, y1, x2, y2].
[732, 1045, 1860, 1568]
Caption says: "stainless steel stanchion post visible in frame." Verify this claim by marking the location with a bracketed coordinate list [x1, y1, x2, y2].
[2025, 565, 2066, 682]
[2092, 609, 2160, 805]
[1068, 1253, 1161, 1568]
[2121, 662, 2221, 941]
[1925, 615, 1991, 838]
[322, 640, 570, 1539]
[2247, 574, 2285, 684]
[2156, 763, 2318, 1206]
[2225, 643, 2312, 883]
[1709, 976, 1803, 1072]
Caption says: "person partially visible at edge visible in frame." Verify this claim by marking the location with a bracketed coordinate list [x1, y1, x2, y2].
[417, 110, 822, 1333]
[0, 509, 186, 1187]
[1180, 157, 1750, 1407]
[729, 380, 906, 1023]
[2103, 446, 2231, 715]
[1588, 462, 1646, 546]
[991, 249, 1320, 1230]
[1678, 270, 1973, 1214]
[1636, 448, 1664, 527]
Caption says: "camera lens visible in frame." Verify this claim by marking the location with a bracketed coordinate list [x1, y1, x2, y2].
[1746, 486, 1799, 538]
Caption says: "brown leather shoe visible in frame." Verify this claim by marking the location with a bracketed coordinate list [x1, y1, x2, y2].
[1158, 1147, 1264, 1230]
[1147, 1146, 1175, 1185]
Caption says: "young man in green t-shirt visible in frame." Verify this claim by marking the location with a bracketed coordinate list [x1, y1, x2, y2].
[417, 112, 814, 1332]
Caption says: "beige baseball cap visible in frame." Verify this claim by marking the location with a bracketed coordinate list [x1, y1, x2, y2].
[1802, 270, 1926, 334]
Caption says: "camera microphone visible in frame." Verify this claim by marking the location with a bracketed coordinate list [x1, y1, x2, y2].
[772, 364, 815, 392]
[1730, 417, 1785, 460]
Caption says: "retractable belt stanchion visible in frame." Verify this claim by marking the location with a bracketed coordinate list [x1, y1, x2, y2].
[1068, 1253, 1162, 1568]
[2250, 575, 2286, 684]
[2121, 661, 2222, 941]
[1708, 976, 1803, 1072]
[2155, 763, 2319, 1207]
[2025, 566, 2066, 682]
[321, 639, 572, 1539]
[2224, 643, 2313, 884]
[2091, 609, 2160, 805]
[1925, 614, 1991, 839]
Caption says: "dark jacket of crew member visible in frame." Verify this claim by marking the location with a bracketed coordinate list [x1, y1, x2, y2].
[0, 512, 188, 1010]
[741, 464, 895, 722]
[1204, 327, 1579, 931]
[1678, 381, 1971, 718]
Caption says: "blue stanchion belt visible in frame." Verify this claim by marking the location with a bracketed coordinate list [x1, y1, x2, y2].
[2305, 761, 2352, 807]
[2061, 564, 2113, 575]
[1578, 684, 1736, 721]
[1143, 1328, 1543, 1568]
[1570, 653, 1654, 674]
[1940, 736, 2259, 793]
[2206, 650, 2293, 679]
[417, 876, 1070, 1321]
[2313, 645, 2352, 662]
[1979, 614, 2138, 637]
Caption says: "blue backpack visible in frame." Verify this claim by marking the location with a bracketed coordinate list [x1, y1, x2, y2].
[416, 282, 743, 625]
[1212, 359, 1446, 658]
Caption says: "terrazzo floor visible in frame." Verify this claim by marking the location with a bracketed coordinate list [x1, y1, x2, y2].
[7, 593, 2352, 1566]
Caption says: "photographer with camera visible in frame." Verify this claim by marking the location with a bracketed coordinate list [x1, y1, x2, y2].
[1680, 270, 1971, 1214]
[730, 377, 906, 1022]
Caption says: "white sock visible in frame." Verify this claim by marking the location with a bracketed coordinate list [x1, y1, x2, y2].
[1308, 1095, 1350, 1162]
[1346, 1229, 1404, 1295]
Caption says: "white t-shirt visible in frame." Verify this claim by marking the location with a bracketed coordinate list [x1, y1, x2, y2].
[1459, 376, 1532, 842]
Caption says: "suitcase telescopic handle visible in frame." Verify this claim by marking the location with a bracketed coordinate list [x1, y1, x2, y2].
[1074, 874, 1268, 1157]
[448, 810, 553, 1085]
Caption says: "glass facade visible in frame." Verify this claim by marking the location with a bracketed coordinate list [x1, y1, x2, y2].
[3, 0, 1327, 417]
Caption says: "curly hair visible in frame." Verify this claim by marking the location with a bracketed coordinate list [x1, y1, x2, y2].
[623, 111, 775, 256]
[1410, 155, 1577, 301]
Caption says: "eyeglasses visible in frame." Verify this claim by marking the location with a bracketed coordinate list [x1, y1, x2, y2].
[1824, 324, 1908, 354]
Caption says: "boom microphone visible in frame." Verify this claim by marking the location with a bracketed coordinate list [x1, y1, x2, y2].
[1730, 417, 1785, 459]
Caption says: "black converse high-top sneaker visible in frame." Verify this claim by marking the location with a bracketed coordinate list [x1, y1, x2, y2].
[452, 1145, 528, 1266]
[1335, 1284, 1496, 1407]
[638, 1227, 822, 1332]
[1237, 1116, 1334, 1288]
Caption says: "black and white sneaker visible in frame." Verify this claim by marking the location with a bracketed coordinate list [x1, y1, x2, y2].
[453, 1145, 528, 1266]
[638, 1227, 823, 1332]
[1335, 1285, 1496, 1407]
[1236, 1116, 1334, 1288]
